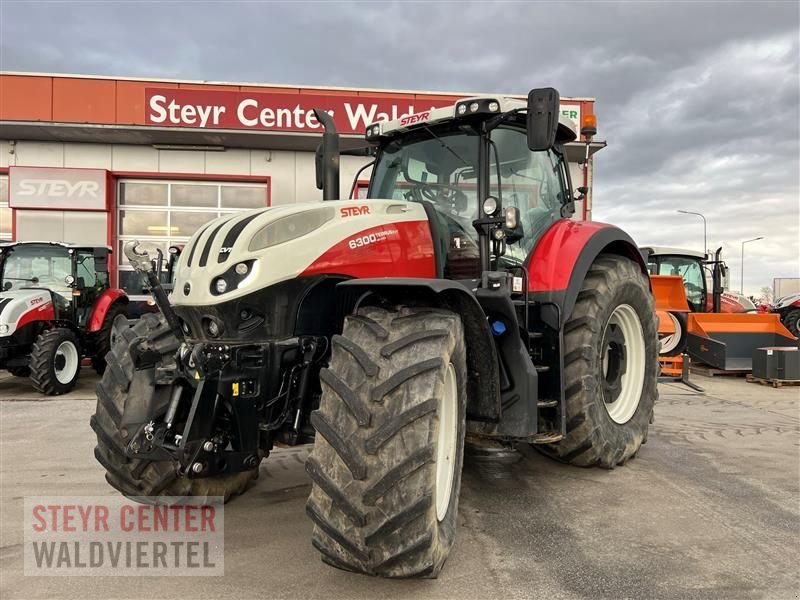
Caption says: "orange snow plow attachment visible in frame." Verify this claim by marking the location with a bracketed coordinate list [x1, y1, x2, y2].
[651, 275, 690, 314]
[651, 276, 690, 356]
[686, 313, 797, 372]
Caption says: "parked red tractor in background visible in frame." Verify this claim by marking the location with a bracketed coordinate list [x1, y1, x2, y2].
[0, 242, 128, 394]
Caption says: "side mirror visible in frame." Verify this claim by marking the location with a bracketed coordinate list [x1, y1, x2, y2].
[503, 207, 524, 244]
[526, 87, 560, 151]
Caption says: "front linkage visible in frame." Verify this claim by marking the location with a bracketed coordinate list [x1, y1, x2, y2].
[121, 242, 324, 480]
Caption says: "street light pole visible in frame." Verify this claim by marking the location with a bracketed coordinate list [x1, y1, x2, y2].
[677, 210, 707, 257]
[740, 236, 764, 295]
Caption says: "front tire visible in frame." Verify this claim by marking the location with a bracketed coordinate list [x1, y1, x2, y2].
[542, 254, 658, 468]
[307, 306, 467, 578]
[658, 311, 687, 357]
[29, 328, 81, 395]
[91, 313, 260, 503]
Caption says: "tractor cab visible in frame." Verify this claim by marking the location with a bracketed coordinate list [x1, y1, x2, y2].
[642, 246, 710, 311]
[641, 246, 753, 313]
[364, 94, 579, 280]
[0, 242, 112, 326]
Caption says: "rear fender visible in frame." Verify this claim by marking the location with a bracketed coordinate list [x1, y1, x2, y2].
[527, 220, 648, 329]
[336, 278, 501, 422]
[87, 289, 128, 332]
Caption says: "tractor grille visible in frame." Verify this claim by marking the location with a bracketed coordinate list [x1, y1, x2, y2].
[184, 209, 272, 269]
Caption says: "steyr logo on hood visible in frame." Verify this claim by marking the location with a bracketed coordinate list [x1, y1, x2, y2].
[17, 180, 100, 198]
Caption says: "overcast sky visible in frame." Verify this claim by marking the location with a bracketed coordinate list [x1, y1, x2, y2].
[1, 1, 798, 297]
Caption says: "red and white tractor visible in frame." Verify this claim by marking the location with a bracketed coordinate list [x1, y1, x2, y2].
[0, 242, 128, 394]
[769, 293, 800, 337]
[92, 88, 658, 578]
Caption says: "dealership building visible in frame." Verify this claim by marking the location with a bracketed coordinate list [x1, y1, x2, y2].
[0, 72, 603, 298]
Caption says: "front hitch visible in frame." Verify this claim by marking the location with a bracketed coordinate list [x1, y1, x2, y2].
[123, 240, 185, 342]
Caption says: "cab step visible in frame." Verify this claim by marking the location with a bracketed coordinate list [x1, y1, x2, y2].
[537, 399, 558, 408]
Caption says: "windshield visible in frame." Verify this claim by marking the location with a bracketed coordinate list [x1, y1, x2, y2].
[651, 256, 706, 308]
[369, 124, 481, 242]
[0, 245, 72, 292]
[369, 123, 565, 266]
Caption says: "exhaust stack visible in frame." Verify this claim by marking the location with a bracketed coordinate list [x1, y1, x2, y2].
[711, 247, 724, 313]
[313, 109, 340, 201]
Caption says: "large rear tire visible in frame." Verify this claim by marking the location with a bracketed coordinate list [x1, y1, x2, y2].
[307, 306, 467, 578]
[29, 328, 81, 396]
[91, 313, 260, 503]
[541, 254, 658, 468]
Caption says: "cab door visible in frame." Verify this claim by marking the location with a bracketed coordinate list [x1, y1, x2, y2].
[74, 250, 100, 326]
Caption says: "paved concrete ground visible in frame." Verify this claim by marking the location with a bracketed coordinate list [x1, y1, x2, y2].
[0, 369, 798, 599]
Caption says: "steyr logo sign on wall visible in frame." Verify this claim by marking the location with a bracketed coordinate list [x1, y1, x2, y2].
[9, 167, 107, 210]
[145, 88, 582, 137]
[146, 88, 454, 135]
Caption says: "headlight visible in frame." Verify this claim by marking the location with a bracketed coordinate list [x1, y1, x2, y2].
[488, 101, 500, 112]
[0, 324, 9, 335]
[249, 207, 336, 251]
[483, 196, 499, 216]
[215, 279, 228, 294]
[457, 104, 467, 115]
[469, 102, 479, 113]
[234, 262, 249, 276]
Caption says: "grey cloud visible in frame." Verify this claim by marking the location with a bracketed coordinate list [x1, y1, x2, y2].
[0, 0, 797, 296]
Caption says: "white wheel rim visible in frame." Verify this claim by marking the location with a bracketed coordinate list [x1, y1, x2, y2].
[54, 340, 79, 385]
[659, 313, 682, 355]
[435, 363, 458, 522]
[601, 304, 646, 424]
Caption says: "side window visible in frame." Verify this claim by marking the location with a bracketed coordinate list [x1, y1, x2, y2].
[76, 252, 98, 288]
[492, 127, 563, 262]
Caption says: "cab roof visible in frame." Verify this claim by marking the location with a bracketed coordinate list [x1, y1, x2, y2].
[367, 96, 578, 145]
[640, 246, 706, 260]
[0, 241, 112, 252]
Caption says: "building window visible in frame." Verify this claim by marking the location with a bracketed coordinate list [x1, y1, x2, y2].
[0, 175, 10, 240]
[117, 178, 268, 297]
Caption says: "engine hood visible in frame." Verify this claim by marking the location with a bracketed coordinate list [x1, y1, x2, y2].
[170, 199, 435, 307]
[0, 289, 55, 337]
[774, 293, 800, 310]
